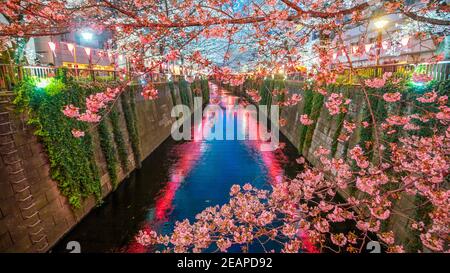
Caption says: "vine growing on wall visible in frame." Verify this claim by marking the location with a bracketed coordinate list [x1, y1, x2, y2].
[200, 79, 210, 103]
[98, 118, 119, 188]
[302, 92, 325, 154]
[167, 80, 177, 106]
[13, 78, 102, 208]
[298, 88, 314, 153]
[121, 89, 141, 168]
[110, 108, 129, 173]
[178, 78, 191, 106]
[331, 111, 347, 157]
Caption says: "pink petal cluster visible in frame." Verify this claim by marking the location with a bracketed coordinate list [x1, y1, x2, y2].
[63, 87, 122, 127]
[365, 77, 386, 89]
[246, 89, 261, 103]
[141, 85, 159, 100]
[412, 73, 433, 83]
[71, 129, 85, 138]
[299, 114, 314, 125]
[229, 76, 245, 87]
[417, 91, 437, 103]
[325, 93, 350, 116]
[62, 104, 80, 118]
[383, 92, 401, 102]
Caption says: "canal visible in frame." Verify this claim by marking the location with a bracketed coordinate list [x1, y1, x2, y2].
[52, 84, 304, 253]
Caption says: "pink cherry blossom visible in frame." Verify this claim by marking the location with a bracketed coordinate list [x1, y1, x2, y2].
[412, 73, 433, 83]
[325, 93, 350, 116]
[365, 77, 386, 89]
[141, 85, 159, 100]
[62, 104, 80, 118]
[71, 129, 85, 138]
[299, 114, 314, 125]
[383, 92, 401, 102]
[77, 111, 101, 123]
[417, 91, 437, 103]
[330, 233, 347, 247]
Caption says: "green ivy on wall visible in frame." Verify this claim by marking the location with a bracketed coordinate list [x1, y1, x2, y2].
[168, 80, 177, 106]
[331, 111, 347, 157]
[178, 78, 191, 106]
[13, 78, 102, 208]
[110, 108, 129, 173]
[302, 91, 324, 154]
[406, 79, 449, 138]
[121, 89, 142, 169]
[98, 118, 118, 188]
[258, 79, 272, 106]
[298, 88, 314, 153]
[200, 79, 210, 104]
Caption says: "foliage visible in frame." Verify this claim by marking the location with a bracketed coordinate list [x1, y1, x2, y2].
[98, 118, 118, 188]
[302, 92, 324, 154]
[120, 87, 142, 168]
[178, 78, 191, 106]
[110, 108, 129, 173]
[168, 80, 177, 106]
[200, 79, 210, 103]
[13, 78, 102, 208]
[331, 111, 347, 157]
[298, 88, 314, 153]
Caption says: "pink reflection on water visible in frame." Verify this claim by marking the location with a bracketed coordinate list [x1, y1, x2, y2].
[126, 83, 317, 253]
[154, 141, 203, 221]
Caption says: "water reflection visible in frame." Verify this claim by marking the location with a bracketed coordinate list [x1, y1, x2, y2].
[52, 83, 303, 253]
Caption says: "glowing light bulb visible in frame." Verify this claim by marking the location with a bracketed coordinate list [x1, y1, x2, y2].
[36, 79, 50, 88]
[81, 31, 93, 41]
[374, 19, 389, 29]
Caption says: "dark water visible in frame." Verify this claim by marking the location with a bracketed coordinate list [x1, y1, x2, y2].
[52, 84, 303, 253]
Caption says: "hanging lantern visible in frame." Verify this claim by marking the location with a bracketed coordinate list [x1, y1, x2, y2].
[365, 43, 373, 53]
[67, 43, 75, 54]
[118, 54, 125, 65]
[84, 47, 91, 56]
[332, 52, 337, 60]
[107, 51, 113, 62]
[382, 41, 389, 50]
[48, 41, 56, 53]
[401, 36, 410, 47]
[352, 46, 358, 54]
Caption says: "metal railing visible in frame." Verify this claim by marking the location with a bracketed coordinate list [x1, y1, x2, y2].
[286, 61, 450, 82]
[0, 64, 177, 90]
[0, 64, 120, 90]
[2, 62, 448, 91]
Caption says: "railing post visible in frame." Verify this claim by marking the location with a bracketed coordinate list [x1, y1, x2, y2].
[17, 65, 23, 82]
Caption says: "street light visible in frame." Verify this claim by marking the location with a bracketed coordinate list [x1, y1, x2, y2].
[374, 18, 389, 66]
[81, 31, 93, 41]
[374, 19, 389, 30]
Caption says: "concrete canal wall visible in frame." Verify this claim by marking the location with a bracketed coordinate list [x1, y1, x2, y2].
[0, 80, 204, 252]
[233, 78, 440, 249]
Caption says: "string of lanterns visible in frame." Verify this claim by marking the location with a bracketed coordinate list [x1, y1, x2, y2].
[332, 35, 411, 60]
[46, 40, 125, 64]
